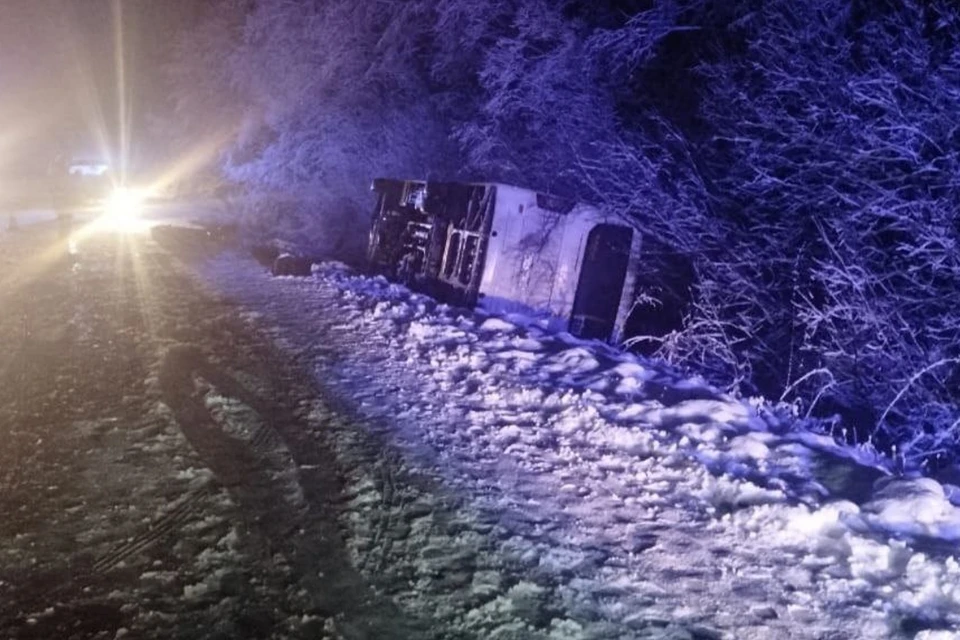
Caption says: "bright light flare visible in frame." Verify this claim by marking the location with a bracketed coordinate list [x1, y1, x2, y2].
[99, 186, 149, 232]
[106, 186, 145, 217]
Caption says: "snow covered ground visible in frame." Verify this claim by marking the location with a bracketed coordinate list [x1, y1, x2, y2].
[194, 253, 960, 640]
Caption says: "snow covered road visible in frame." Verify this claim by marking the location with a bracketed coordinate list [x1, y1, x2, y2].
[190, 252, 960, 640]
[0, 225, 431, 639]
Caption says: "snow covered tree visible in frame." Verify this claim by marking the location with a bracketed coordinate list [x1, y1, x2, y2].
[162, 0, 960, 465]
[225, 0, 457, 256]
[694, 0, 960, 464]
[440, 0, 614, 194]
[166, 0, 458, 256]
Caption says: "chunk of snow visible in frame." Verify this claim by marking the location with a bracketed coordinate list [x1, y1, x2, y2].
[479, 317, 517, 333]
[862, 477, 960, 540]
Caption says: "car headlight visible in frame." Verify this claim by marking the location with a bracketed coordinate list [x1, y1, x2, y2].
[104, 187, 147, 220]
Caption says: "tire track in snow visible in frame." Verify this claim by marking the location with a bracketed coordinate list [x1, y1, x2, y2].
[92, 484, 217, 574]
[156, 342, 426, 638]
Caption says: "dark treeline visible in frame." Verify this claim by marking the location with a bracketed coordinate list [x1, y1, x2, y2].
[163, 0, 960, 468]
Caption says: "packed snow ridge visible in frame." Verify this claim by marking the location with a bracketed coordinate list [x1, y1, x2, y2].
[201, 254, 960, 640]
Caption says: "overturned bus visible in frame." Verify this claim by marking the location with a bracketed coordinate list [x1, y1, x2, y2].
[367, 179, 642, 343]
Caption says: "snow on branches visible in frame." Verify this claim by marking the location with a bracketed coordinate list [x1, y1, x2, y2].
[164, 0, 960, 465]
[694, 0, 960, 463]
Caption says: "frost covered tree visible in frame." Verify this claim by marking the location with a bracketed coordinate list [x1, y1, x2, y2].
[166, 0, 457, 256]
[439, 1, 614, 194]
[692, 0, 960, 463]
[231, 0, 460, 256]
[568, 0, 960, 466]
[162, 0, 960, 465]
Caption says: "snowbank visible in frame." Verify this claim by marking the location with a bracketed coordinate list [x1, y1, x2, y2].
[197, 255, 960, 639]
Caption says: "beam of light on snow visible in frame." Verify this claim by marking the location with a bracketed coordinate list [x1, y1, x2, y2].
[0, 220, 90, 294]
[126, 231, 161, 339]
[142, 125, 239, 198]
[112, 0, 131, 187]
[52, 0, 133, 189]
[0, 0, 234, 310]
[0, 210, 125, 290]
[104, 1, 239, 206]
[61, 26, 115, 178]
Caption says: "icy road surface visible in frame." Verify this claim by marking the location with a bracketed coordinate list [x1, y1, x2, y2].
[190, 249, 960, 640]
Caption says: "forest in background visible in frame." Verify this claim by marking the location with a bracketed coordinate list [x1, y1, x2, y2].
[160, 0, 960, 469]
